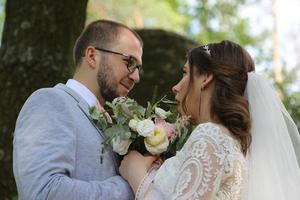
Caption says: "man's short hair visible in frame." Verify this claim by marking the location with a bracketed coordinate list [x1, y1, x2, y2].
[73, 19, 143, 66]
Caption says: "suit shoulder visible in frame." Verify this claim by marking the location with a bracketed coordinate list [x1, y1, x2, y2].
[17, 85, 75, 122]
[30, 86, 66, 99]
[27, 86, 73, 105]
[21, 86, 72, 112]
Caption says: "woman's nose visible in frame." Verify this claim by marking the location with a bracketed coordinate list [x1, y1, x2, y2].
[172, 85, 178, 94]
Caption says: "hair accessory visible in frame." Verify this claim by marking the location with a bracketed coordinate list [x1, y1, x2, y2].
[202, 45, 211, 56]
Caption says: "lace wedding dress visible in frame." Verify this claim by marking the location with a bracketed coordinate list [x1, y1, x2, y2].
[136, 122, 247, 200]
[135, 73, 300, 200]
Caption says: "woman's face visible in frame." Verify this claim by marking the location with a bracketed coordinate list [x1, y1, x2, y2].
[172, 61, 202, 122]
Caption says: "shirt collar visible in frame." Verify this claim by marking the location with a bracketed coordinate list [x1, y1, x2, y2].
[66, 79, 98, 107]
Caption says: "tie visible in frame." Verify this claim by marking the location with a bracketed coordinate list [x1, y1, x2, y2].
[95, 100, 113, 124]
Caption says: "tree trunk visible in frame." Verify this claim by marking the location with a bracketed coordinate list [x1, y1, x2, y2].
[0, 0, 88, 198]
[272, 0, 282, 84]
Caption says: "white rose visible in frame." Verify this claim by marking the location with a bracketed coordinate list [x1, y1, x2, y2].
[144, 126, 169, 155]
[136, 119, 155, 137]
[112, 137, 132, 155]
[155, 107, 171, 119]
[129, 119, 139, 132]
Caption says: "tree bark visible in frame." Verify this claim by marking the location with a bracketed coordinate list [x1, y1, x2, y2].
[0, 0, 88, 198]
[272, 0, 282, 84]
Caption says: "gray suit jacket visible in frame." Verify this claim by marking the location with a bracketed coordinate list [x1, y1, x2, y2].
[13, 84, 134, 200]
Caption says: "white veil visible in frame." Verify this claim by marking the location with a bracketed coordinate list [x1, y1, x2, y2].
[244, 72, 300, 199]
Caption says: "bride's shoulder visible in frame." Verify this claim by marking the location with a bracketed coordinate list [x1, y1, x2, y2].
[187, 122, 239, 148]
[191, 122, 223, 138]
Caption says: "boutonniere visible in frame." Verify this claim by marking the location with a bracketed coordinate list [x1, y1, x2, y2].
[89, 106, 109, 131]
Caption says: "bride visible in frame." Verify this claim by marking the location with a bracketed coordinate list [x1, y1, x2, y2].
[119, 40, 300, 199]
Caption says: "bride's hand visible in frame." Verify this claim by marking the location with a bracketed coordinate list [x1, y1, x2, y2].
[119, 151, 157, 193]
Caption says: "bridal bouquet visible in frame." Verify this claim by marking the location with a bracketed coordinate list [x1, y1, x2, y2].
[89, 96, 192, 163]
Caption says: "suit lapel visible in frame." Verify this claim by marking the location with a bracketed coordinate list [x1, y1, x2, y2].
[55, 84, 105, 139]
[55, 84, 119, 167]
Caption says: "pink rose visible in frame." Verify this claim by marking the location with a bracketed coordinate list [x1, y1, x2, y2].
[154, 118, 175, 141]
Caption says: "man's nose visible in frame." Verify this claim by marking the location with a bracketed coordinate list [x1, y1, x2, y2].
[128, 69, 140, 83]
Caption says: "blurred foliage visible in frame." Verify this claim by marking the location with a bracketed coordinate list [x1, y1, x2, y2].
[184, 0, 256, 43]
[284, 92, 300, 132]
[171, 0, 271, 67]
[265, 66, 300, 132]
[86, 0, 270, 67]
[0, 0, 5, 43]
[86, 0, 192, 35]
[86, 0, 266, 45]
[277, 68, 300, 132]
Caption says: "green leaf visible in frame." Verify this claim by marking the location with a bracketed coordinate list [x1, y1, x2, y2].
[96, 115, 108, 130]
[119, 131, 132, 140]
[89, 106, 101, 120]
[115, 125, 131, 140]
[128, 105, 145, 118]
[162, 99, 177, 105]
[145, 102, 153, 118]
[104, 125, 122, 137]
[89, 106, 109, 130]
[105, 101, 114, 109]
[130, 132, 138, 140]
[150, 85, 159, 105]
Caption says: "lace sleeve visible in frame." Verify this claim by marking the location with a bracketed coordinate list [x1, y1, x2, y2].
[171, 133, 225, 199]
[135, 167, 167, 200]
[136, 124, 240, 200]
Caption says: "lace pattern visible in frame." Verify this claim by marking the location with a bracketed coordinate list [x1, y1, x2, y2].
[151, 122, 247, 200]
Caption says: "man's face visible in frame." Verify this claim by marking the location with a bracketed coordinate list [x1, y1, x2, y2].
[97, 29, 143, 102]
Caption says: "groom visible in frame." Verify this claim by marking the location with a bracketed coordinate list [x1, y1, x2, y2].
[13, 19, 143, 199]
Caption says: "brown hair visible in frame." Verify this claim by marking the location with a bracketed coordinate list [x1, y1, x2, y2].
[73, 19, 143, 66]
[183, 40, 255, 155]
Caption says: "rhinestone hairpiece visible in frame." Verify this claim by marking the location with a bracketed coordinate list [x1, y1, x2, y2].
[202, 45, 211, 56]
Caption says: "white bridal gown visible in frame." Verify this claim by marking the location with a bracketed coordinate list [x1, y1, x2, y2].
[136, 122, 247, 200]
[136, 73, 300, 200]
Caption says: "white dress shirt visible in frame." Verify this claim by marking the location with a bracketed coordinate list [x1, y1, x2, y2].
[66, 79, 112, 123]
[66, 79, 98, 107]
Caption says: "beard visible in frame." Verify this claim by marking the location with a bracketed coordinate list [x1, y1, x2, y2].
[97, 59, 118, 102]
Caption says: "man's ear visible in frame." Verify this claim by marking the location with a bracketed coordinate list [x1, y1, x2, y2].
[84, 46, 98, 69]
[201, 73, 214, 90]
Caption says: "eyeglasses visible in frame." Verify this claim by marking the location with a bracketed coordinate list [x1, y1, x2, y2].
[94, 47, 142, 73]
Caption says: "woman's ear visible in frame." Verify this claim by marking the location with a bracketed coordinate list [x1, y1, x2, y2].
[201, 74, 214, 90]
